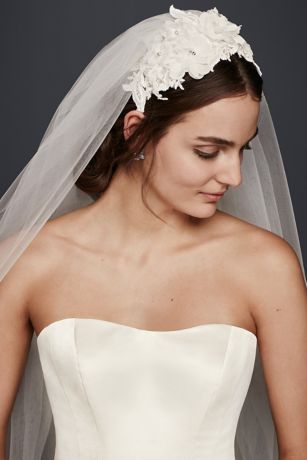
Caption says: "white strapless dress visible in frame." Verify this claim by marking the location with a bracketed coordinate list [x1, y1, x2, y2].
[36, 317, 257, 460]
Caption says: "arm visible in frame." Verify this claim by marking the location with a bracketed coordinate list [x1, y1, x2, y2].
[250, 233, 307, 459]
[0, 250, 35, 459]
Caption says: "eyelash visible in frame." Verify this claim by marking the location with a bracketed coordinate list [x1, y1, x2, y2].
[194, 143, 252, 160]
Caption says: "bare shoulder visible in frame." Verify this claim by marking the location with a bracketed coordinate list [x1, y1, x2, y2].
[0, 210, 89, 436]
[214, 209, 305, 291]
[0, 206, 89, 298]
[216, 209, 303, 264]
[0, 219, 68, 349]
[219, 212, 306, 328]
[248, 226, 306, 319]
[220, 218, 307, 455]
[233, 212, 305, 285]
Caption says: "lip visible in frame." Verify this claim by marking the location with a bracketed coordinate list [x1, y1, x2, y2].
[199, 192, 224, 201]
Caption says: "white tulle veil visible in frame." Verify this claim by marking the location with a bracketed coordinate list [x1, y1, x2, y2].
[2, 5, 305, 460]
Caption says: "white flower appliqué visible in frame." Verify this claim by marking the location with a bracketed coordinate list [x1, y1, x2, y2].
[122, 5, 262, 112]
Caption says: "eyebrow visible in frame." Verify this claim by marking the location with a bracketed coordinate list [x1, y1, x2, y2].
[193, 126, 259, 147]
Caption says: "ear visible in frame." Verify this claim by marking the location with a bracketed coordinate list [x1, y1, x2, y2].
[123, 110, 146, 141]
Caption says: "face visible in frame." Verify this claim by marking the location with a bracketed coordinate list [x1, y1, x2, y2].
[128, 93, 260, 219]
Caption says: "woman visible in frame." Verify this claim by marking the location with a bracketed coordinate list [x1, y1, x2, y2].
[0, 5, 306, 460]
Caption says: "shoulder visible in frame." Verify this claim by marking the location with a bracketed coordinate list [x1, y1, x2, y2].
[0, 206, 88, 295]
[216, 211, 306, 326]
[250, 229, 306, 313]
[28, 206, 91, 265]
[223, 212, 307, 320]
[0, 222, 61, 324]
[228, 221, 307, 455]
[241, 219, 305, 285]
[215, 209, 303, 265]
[214, 209, 305, 290]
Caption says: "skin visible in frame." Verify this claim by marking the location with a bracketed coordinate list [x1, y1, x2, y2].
[91, 92, 259, 243]
[0, 93, 306, 458]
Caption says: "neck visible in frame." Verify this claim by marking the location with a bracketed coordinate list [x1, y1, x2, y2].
[86, 165, 216, 255]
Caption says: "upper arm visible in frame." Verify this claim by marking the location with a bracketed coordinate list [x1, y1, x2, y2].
[0, 246, 36, 448]
[250, 233, 307, 457]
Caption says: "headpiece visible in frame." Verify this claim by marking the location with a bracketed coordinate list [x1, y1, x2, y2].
[2, 5, 305, 460]
[123, 5, 262, 112]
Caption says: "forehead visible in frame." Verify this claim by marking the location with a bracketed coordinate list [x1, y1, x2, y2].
[178, 95, 260, 138]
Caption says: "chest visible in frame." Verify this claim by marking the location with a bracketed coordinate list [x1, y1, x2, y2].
[29, 239, 253, 333]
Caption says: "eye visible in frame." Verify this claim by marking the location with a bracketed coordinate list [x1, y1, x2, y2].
[193, 149, 219, 160]
[194, 143, 252, 161]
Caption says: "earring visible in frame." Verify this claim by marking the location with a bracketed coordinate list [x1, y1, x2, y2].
[133, 150, 145, 160]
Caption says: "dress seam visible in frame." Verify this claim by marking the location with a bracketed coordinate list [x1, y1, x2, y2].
[192, 326, 234, 459]
[72, 318, 104, 455]
[47, 327, 81, 459]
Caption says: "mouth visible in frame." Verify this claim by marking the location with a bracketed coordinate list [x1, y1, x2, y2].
[199, 192, 225, 201]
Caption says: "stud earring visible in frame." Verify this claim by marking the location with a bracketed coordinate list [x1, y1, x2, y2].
[133, 150, 145, 160]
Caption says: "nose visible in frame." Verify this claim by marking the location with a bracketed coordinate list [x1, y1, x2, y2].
[217, 154, 242, 188]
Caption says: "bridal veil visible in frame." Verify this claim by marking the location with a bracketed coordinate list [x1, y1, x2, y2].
[1, 6, 305, 459]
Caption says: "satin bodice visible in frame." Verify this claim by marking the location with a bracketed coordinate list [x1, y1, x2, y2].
[36, 317, 257, 460]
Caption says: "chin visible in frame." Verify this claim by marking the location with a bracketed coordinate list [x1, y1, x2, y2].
[183, 203, 218, 219]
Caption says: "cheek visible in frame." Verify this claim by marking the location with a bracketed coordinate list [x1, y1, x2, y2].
[157, 149, 214, 189]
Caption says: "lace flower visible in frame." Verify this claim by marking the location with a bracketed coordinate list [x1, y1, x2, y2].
[122, 5, 262, 112]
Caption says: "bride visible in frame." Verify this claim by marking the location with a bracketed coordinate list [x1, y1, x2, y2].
[0, 5, 306, 460]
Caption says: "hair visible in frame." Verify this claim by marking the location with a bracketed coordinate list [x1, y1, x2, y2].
[75, 53, 263, 222]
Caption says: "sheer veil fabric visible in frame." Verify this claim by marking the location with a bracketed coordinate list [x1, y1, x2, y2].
[1, 7, 305, 460]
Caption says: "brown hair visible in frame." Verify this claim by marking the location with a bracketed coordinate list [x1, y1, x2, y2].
[75, 53, 263, 220]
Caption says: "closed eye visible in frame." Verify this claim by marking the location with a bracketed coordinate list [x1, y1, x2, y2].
[194, 142, 252, 160]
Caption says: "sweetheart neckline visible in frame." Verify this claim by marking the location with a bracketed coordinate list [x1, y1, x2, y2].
[36, 317, 257, 341]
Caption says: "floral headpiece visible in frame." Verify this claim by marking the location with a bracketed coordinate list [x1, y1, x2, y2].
[122, 5, 262, 112]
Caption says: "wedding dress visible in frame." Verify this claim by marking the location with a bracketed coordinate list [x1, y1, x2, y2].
[2, 5, 305, 460]
[36, 318, 257, 460]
